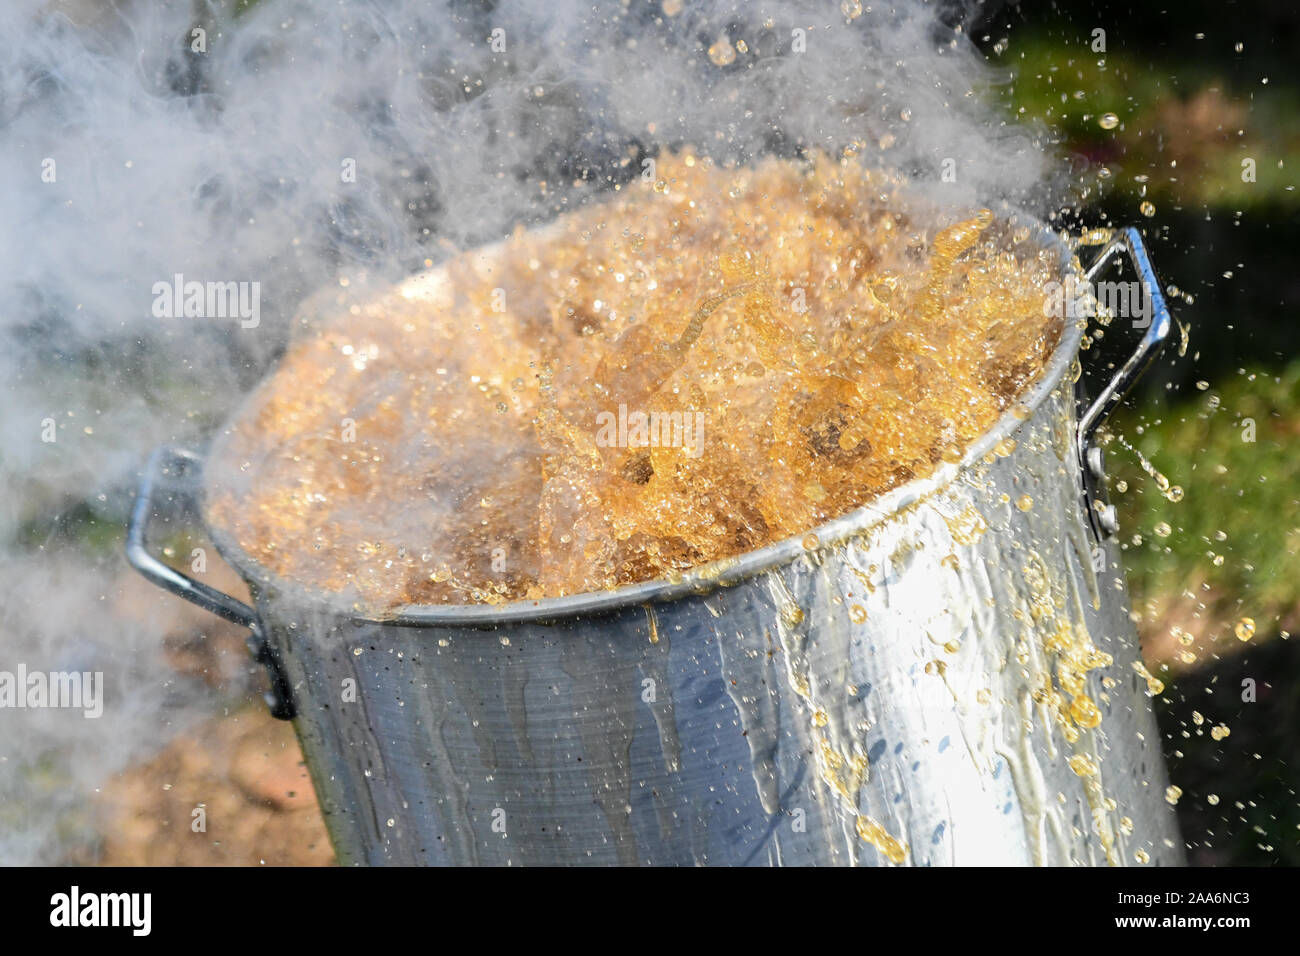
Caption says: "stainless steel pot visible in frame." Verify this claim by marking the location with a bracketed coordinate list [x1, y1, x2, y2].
[128, 227, 1183, 866]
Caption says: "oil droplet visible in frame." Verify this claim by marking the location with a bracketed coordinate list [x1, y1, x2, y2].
[1068, 754, 1099, 777]
[841, 0, 863, 19]
[662, 0, 682, 14]
[1069, 695, 1102, 728]
[869, 276, 896, 304]
[644, 607, 660, 645]
[801, 532, 821, 551]
[1134, 848, 1150, 864]
[812, 709, 829, 728]
[1114, 433, 1179, 501]
[1235, 617, 1256, 641]
[1207, 794, 1220, 806]
[849, 604, 867, 624]
[1099, 112, 1120, 130]
[1016, 494, 1034, 512]
[1139, 200, 1156, 218]
[1154, 521, 1171, 538]
[993, 437, 1017, 457]
[781, 603, 805, 628]
[1132, 660, 1165, 696]
[708, 38, 736, 66]
[1211, 724, 1231, 741]
[1119, 816, 1134, 835]
[1165, 785, 1183, 805]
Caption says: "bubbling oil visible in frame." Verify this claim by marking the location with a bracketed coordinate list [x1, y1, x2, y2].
[206, 152, 1063, 611]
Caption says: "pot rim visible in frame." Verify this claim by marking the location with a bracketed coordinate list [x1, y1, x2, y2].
[205, 228, 1083, 628]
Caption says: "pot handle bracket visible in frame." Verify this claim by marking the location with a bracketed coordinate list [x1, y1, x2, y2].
[126, 445, 296, 719]
[1076, 226, 1174, 542]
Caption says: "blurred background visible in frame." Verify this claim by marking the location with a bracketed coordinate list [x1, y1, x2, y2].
[975, 0, 1300, 866]
[2, 0, 1296, 865]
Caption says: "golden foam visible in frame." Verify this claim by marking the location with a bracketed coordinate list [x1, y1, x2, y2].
[207, 152, 1062, 610]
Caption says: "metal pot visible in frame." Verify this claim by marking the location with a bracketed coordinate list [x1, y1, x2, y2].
[128, 227, 1183, 866]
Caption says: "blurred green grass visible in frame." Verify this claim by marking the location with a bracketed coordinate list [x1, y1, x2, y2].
[989, 30, 1300, 211]
[1111, 363, 1300, 650]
